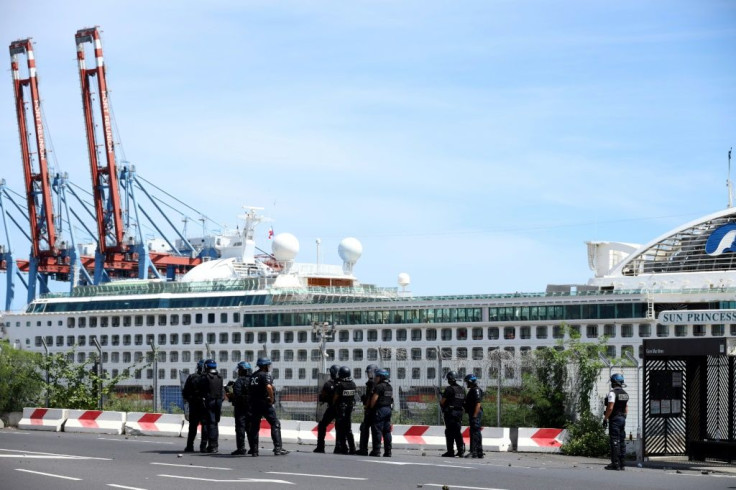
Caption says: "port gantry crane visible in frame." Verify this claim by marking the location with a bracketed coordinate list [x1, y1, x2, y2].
[75, 26, 202, 283]
[8, 38, 91, 303]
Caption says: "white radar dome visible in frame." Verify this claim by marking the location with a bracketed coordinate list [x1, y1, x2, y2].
[338, 237, 363, 264]
[398, 272, 411, 287]
[272, 233, 299, 262]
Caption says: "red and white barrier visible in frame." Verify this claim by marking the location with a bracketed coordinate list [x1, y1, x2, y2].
[516, 428, 567, 453]
[462, 426, 512, 452]
[298, 421, 336, 444]
[216, 416, 236, 439]
[64, 410, 126, 435]
[18, 408, 68, 432]
[124, 412, 184, 437]
[391, 425, 446, 447]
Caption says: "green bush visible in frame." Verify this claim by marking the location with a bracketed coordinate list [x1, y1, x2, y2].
[0, 341, 44, 411]
[561, 412, 609, 457]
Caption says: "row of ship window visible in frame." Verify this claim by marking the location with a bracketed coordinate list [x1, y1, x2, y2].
[4, 301, 651, 331]
[14, 321, 734, 344]
[20, 337, 710, 374]
[80, 365, 499, 385]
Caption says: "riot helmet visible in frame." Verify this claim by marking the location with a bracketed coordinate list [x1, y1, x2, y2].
[446, 371, 458, 384]
[375, 369, 390, 380]
[338, 366, 351, 379]
[610, 373, 624, 386]
[464, 373, 477, 384]
[256, 357, 272, 367]
[237, 361, 252, 374]
[204, 359, 217, 370]
[196, 359, 205, 374]
[329, 364, 340, 380]
[366, 364, 379, 379]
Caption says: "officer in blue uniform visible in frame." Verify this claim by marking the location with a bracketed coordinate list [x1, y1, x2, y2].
[603, 373, 629, 470]
[440, 371, 466, 457]
[182, 359, 208, 452]
[199, 359, 223, 453]
[356, 363, 378, 456]
[231, 361, 253, 456]
[463, 373, 484, 458]
[314, 364, 340, 453]
[248, 357, 289, 456]
[368, 368, 393, 457]
[332, 365, 357, 454]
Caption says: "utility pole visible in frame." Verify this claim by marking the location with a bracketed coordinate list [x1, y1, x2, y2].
[93, 336, 103, 410]
[149, 339, 158, 412]
[40, 337, 49, 408]
[312, 321, 335, 373]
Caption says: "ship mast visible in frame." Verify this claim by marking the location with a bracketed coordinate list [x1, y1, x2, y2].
[728, 147, 733, 209]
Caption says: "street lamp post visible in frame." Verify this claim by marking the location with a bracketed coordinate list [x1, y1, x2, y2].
[40, 337, 49, 408]
[149, 340, 158, 413]
[93, 336, 103, 410]
[624, 350, 643, 464]
[311, 321, 335, 373]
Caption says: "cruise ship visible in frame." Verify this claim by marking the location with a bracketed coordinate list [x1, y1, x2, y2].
[2, 206, 736, 409]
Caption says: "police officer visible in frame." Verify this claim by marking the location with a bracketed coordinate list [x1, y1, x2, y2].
[314, 364, 340, 453]
[440, 371, 466, 457]
[248, 357, 289, 456]
[182, 359, 208, 453]
[368, 368, 393, 457]
[199, 359, 223, 453]
[332, 365, 357, 455]
[356, 363, 378, 456]
[231, 361, 253, 456]
[603, 373, 629, 470]
[463, 373, 484, 459]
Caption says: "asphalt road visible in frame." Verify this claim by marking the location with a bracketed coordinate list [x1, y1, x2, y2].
[0, 429, 733, 490]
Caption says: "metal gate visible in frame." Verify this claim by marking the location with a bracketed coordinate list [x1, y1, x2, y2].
[643, 338, 735, 463]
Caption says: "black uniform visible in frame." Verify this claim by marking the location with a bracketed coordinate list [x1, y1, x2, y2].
[370, 380, 393, 456]
[199, 369, 223, 452]
[248, 369, 285, 454]
[232, 372, 254, 454]
[606, 386, 629, 469]
[357, 378, 375, 455]
[441, 383, 466, 456]
[333, 377, 357, 454]
[464, 385, 484, 458]
[182, 371, 208, 452]
[315, 378, 337, 452]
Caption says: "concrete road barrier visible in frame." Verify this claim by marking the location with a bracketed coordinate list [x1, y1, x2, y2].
[18, 408, 68, 432]
[64, 410, 126, 435]
[124, 412, 184, 437]
[516, 427, 567, 453]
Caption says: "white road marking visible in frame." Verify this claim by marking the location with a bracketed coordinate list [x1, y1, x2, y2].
[151, 462, 232, 470]
[423, 484, 507, 490]
[158, 474, 294, 484]
[97, 437, 175, 445]
[267, 471, 367, 480]
[108, 485, 149, 490]
[15, 468, 82, 481]
[362, 459, 474, 469]
[0, 448, 111, 460]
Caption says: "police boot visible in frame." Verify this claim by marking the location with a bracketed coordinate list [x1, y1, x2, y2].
[604, 463, 620, 470]
[347, 433, 357, 455]
[457, 444, 465, 458]
[442, 438, 455, 457]
[313, 442, 325, 453]
[618, 456, 626, 471]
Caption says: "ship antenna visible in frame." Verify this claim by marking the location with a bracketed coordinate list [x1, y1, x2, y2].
[728, 147, 733, 208]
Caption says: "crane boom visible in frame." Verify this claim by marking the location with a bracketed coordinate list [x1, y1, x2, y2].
[9, 38, 57, 260]
[75, 26, 125, 257]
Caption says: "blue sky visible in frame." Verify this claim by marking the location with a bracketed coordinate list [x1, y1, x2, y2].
[0, 1, 734, 307]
